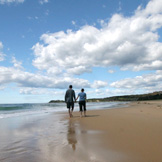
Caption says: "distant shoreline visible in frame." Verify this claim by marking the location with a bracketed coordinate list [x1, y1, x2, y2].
[49, 91, 162, 103]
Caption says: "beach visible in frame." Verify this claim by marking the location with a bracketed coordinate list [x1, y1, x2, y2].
[73, 100, 162, 162]
[0, 101, 162, 162]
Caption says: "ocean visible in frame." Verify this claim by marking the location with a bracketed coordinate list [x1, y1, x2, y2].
[0, 102, 128, 119]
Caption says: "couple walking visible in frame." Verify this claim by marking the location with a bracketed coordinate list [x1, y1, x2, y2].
[65, 85, 87, 118]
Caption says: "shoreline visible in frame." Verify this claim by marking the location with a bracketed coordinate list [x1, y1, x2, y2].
[0, 101, 128, 120]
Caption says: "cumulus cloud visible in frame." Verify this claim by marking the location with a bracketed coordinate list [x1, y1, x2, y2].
[106, 89, 135, 96]
[11, 57, 23, 69]
[0, 64, 109, 91]
[0, 42, 5, 61]
[19, 87, 64, 95]
[1, 67, 109, 90]
[0, 66, 92, 88]
[1, 0, 162, 97]
[95, 89, 105, 96]
[39, 0, 48, 5]
[92, 80, 108, 89]
[86, 88, 137, 98]
[0, 0, 24, 4]
[0, 42, 3, 49]
[110, 70, 162, 93]
[66, 66, 92, 75]
[32, 0, 162, 76]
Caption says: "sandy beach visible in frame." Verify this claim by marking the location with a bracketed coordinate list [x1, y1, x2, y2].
[71, 100, 162, 162]
[1, 100, 162, 162]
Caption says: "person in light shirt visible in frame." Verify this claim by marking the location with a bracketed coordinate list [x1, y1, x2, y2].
[76, 88, 87, 117]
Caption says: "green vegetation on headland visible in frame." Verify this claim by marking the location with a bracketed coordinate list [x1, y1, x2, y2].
[49, 100, 64, 103]
[49, 91, 162, 103]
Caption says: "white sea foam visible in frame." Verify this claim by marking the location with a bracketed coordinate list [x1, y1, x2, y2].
[0, 102, 128, 119]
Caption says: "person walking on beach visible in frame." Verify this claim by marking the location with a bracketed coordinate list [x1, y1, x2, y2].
[65, 85, 76, 118]
[76, 88, 87, 117]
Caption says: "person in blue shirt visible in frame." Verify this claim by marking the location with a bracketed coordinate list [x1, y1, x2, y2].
[76, 88, 87, 117]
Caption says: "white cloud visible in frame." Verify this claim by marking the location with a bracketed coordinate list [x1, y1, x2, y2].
[110, 70, 162, 93]
[66, 66, 92, 75]
[118, 1, 122, 11]
[0, 42, 3, 49]
[39, 0, 48, 5]
[0, 65, 110, 92]
[27, 16, 39, 21]
[86, 88, 136, 98]
[0, 0, 24, 4]
[0, 42, 5, 61]
[32, 0, 162, 77]
[92, 80, 108, 89]
[72, 21, 76, 25]
[0, 66, 92, 89]
[95, 89, 106, 96]
[11, 57, 23, 69]
[1, 0, 162, 98]
[19, 87, 64, 95]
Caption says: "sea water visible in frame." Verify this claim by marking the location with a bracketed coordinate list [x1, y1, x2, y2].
[0, 102, 128, 119]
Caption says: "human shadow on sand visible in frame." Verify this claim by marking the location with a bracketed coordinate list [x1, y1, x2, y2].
[84, 115, 99, 118]
[71, 114, 100, 118]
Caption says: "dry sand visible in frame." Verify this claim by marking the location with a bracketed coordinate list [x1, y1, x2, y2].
[71, 100, 162, 162]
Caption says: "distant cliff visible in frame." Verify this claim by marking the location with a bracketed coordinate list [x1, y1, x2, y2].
[49, 91, 162, 103]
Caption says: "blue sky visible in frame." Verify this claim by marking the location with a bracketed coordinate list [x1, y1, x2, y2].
[0, 0, 162, 103]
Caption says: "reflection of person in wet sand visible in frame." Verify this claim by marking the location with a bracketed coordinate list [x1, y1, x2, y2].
[67, 120, 77, 151]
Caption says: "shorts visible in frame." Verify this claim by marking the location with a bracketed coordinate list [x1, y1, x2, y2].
[79, 101, 86, 112]
[66, 102, 74, 109]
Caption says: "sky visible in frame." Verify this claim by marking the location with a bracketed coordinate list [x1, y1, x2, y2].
[0, 0, 162, 103]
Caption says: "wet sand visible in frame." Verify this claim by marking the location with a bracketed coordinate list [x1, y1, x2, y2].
[1, 101, 162, 162]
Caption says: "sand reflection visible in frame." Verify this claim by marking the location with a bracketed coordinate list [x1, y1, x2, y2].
[67, 120, 77, 151]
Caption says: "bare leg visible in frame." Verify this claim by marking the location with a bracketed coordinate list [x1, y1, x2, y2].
[71, 107, 74, 117]
[80, 111, 83, 117]
[84, 111, 86, 117]
[68, 109, 73, 118]
[68, 109, 71, 118]
[71, 108, 73, 117]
